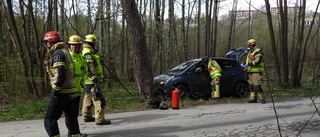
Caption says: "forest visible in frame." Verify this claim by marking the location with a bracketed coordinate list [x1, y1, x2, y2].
[0, 0, 319, 102]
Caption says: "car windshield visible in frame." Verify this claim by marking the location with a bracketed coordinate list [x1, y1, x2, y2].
[167, 59, 200, 74]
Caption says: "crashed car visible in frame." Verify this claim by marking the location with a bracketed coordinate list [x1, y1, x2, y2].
[153, 48, 249, 99]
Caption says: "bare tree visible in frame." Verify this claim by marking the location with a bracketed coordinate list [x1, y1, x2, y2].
[0, 0, 34, 94]
[264, 0, 281, 82]
[155, 0, 163, 74]
[212, 0, 219, 57]
[181, 0, 187, 61]
[121, 0, 154, 101]
[197, 0, 201, 58]
[226, 0, 237, 52]
[205, 0, 212, 56]
[290, 0, 306, 87]
[278, 0, 289, 85]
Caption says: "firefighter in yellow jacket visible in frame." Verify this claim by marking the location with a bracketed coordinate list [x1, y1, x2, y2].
[81, 34, 111, 125]
[208, 59, 222, 99]
[67, 35, 87, 137]
[245, 39, 266, 104]
[43, 31, 81, 137]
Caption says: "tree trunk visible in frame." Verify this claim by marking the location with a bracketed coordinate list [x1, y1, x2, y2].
[212, 0, 218, 57]
[181, 0, 186, 61]
[226, 0, 237, 53]
[121, 0, 154, 102]
[278, 0, 289, 85]
[197, 0, 201, 58]
[155, 0, 163, 74]
[291, 0, 306, 87]
[264, 0, 281, 82]
[205, 0, 211, 56]
[18, 0, 38, 97]
[1, 0, 33, 93]
[87, 0, 92, 33]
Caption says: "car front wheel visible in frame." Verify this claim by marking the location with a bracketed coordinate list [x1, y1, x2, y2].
[234, 82, 249, 97]
[176, 84, 190, 100]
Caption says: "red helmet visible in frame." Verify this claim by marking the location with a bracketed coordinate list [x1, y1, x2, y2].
[43, 31, 62, 42]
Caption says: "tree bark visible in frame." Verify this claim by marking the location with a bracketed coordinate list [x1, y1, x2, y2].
[121, 0, 154, 101]
[278, 0, 289, 85]
[264, 0, 281, 82]
[1, 0, 33, 94]
[212, 0, 218, 57]
[226, 0, 237, 53]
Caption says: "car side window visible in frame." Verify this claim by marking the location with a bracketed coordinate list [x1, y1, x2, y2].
[219, 60, 236, 70]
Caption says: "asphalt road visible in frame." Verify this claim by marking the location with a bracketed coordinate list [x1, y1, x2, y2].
[1, 97, 319, 137]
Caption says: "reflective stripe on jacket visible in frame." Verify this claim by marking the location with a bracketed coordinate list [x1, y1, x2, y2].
[208, 60, 222, 79]
[246, 47, 264, 72]
[82, 44, 104, 84]
[70, 50, 87, 96]
[45, 42, 76, 94]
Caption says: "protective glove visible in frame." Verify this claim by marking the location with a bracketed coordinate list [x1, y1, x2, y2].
[92, 88, 103, 99]
[52, 89, 60, 98]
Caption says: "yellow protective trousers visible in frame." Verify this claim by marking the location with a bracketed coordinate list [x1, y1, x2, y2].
[82, 85, 106, 123]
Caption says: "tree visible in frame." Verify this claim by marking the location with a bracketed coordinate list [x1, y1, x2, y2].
[278, 0, 289, 85]
[0, 0, 36, 96]
[120, 0, 154, 102]
[264, 0, 281, 82]
[212, 0, 219, 57]
[226, 0, 237, 53]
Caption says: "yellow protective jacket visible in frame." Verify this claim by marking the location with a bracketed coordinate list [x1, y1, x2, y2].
[45, 42, 76, 94]
[246, 47, 264, 73]
[82, 44, 104, 84]
[208, 59, 222, 79]
[69, 50, 87, 96]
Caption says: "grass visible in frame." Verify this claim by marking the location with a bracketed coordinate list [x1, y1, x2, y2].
[0, 100, 49, 121]
[0, 81, 319, 122]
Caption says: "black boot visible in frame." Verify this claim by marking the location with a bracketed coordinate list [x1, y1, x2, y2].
[84, 116, 95, 122]
[96, 119, 111, 125]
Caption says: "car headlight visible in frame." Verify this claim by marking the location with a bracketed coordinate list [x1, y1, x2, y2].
[164, 76, 174, 83]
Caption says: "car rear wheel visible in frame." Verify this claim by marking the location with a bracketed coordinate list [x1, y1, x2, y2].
[176, 84, 190, 100]
[234, 82, 249, 97]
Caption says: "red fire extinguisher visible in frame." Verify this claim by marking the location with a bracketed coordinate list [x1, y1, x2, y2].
[172, 88, 180, 109]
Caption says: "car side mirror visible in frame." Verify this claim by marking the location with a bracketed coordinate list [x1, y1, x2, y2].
[195, 67, 202, 73]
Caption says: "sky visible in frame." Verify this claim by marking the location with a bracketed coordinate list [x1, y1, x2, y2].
[218, 0, 319, 17]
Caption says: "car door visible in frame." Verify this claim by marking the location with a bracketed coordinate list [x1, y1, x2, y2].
[217, 59, 242, 96]
[224, 47, 248, 63]
[181, 62, 211, 95]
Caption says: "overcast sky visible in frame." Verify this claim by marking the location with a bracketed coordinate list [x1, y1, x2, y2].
[219, 0, 319, 16]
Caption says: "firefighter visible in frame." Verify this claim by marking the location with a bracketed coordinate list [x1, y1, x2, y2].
[43, 31, 81, 137]
[208, 59, 222, 99]
[67, 35, 87, 137]
[81, 34, 111, 125]
[245, 39, 266, 104]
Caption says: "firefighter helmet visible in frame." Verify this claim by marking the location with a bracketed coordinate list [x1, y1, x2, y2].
[84, 34, 96, 43]
[68, 35, 82, 45]
[43, 31, 62, 42]
[247, 39, 256, 46]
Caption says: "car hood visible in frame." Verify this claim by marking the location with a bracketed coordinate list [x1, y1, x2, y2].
[154, 74, 175, 84]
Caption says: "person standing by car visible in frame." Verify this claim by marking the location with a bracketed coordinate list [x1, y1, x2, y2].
[81, 34, 111, 125]
[67, 35, 87, 137]
[208, 59, 222, 99]
[245, 39, 266, 104]
[42, 31, 81, 137]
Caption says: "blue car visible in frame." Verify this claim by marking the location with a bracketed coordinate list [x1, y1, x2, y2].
[154, 48, 249, 99]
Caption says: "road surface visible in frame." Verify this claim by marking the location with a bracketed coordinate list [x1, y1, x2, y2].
[0, 97, 319, 137]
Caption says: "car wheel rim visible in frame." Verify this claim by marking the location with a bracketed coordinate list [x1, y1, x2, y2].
[236, 83, 248, 97]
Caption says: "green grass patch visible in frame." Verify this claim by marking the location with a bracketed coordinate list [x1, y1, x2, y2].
[0, 80, 319, 122]
[0, 99, 48, 121]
